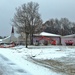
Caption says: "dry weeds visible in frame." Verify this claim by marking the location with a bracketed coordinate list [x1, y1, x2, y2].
[30, 57, 75, 75]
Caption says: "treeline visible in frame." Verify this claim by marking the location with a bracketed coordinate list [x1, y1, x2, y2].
[42, 18, 75, 36]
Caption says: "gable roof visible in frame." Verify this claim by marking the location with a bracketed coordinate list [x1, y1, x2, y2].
[40, 32, 61, 37]
[64, 34, 75, 37]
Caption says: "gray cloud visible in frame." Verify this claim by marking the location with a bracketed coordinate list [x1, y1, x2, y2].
[0, 0, 75, 36]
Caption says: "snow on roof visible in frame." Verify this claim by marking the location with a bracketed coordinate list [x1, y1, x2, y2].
[64, 34, 75, 37]
[0, 39, 2, 43]
[2, 36, 10, 40]
[40, 32, 61, 37]
[0, 39, 2, 41]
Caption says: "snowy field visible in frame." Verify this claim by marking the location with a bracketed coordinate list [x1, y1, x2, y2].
[0, 45, 75, 75]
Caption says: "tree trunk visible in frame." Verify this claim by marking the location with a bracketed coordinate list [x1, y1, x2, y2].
[25, 33, 28, 48]
[31, 33, 33, 45]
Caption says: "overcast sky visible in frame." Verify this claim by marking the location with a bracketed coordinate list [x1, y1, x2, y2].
[0, 0, 75, 36]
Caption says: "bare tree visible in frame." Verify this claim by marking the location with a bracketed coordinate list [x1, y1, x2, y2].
[12, 2, 42, 47]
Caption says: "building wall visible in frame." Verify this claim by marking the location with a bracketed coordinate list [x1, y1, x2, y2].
[33, 36, 75, 46]
[33, 36, 60, 45]
[61, 37, 75, 46]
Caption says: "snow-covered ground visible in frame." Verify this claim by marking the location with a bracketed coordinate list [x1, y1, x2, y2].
[0, 45, 75, 75]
